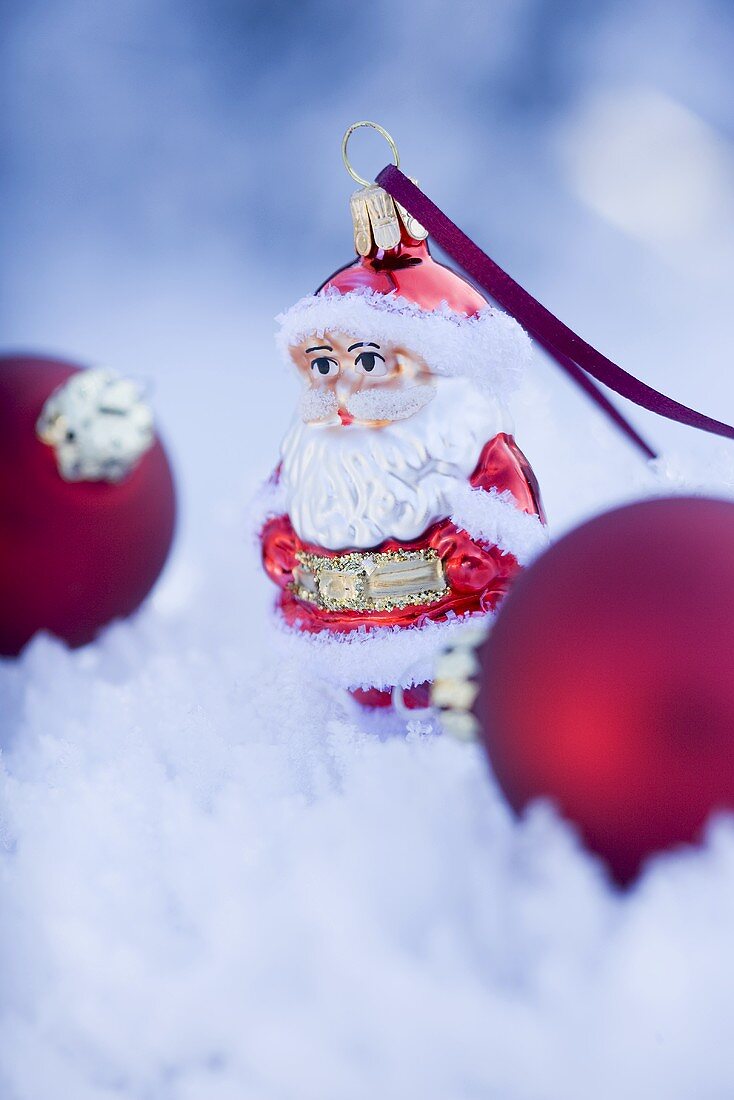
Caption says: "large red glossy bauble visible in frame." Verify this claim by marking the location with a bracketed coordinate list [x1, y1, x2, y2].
[476, 497, 734, 885]
[0, 355, 176, 655]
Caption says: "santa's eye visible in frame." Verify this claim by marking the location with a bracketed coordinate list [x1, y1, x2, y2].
[310, 357, 339, 378]
[355, 350, 387, 376]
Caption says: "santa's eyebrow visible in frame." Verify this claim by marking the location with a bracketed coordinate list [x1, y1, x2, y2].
[347, 341, 380, 353]
[305, 345, 333, 354]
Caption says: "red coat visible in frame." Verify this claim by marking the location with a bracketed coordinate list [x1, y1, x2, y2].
[261, 432, 544, 635]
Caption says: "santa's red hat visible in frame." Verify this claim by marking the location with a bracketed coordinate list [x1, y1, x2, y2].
[276, 235, 531, 399]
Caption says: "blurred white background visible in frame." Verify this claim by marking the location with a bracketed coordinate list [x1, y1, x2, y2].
[3, 0, 733, 561]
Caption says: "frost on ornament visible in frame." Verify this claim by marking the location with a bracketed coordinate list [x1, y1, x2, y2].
[258, 140, 548, 711]
[37, 367, 155, 482]
[299, 385, 338, 423]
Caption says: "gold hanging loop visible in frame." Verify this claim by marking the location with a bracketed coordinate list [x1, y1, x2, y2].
[341, 121, 400, 187]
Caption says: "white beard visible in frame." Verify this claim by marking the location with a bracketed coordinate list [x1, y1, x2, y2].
[280, 376, 510, 550]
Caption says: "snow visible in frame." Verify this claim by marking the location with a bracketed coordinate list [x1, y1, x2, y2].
[2, 440, 734, 1100]
[3, 1, 734, 1096]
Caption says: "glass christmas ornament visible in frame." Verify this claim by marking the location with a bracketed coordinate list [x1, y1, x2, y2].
[0, 355, 176, 655]
[258, 124, 547, 708]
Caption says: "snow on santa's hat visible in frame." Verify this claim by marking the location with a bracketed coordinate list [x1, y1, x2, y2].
[275, 233, 532, 398]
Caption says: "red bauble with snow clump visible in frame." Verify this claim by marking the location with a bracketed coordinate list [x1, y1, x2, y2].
[0, 355, 176, 655]
[436, 497, 734, 885]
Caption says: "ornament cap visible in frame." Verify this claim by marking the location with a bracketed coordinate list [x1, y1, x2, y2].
[36, 368, 155, 482]
[342, 121, 428, 256]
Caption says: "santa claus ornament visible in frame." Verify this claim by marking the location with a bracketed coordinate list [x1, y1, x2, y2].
[258, 123, 549, 708]
[259, 121, 734, 710]
[0, 355, 176, 655]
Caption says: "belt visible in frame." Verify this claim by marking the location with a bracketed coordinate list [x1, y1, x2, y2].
[292, 547, 448, 613]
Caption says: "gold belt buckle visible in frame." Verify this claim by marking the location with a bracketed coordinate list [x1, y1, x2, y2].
[315, 556, 374, 611]
[293, 549, 447, 613]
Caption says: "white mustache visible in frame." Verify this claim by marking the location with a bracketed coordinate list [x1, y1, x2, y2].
[346, 383, 435, 422]
[299, 388, 338, 422]
[299, 383, 435, 424]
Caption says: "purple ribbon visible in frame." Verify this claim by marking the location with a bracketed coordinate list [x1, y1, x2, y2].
[377, 164, 734, 460]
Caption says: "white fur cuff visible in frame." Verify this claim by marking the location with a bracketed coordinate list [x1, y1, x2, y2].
[270, 610, 493, 692]
[449, 484, 549, 566]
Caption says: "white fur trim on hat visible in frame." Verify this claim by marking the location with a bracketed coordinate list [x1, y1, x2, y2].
[448, 484, 549, 566]
[275, 289, 531, 399]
